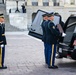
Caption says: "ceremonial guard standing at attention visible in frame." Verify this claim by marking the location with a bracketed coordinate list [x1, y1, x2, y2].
[44, 13, 62, 69]
[0, 14, 7, 69]
[41, 13, 49, 65]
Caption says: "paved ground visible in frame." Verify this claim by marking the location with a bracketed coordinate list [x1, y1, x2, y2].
[0, 31, 76, 75]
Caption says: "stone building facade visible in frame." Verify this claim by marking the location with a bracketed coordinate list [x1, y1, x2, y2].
[2, 0, 76, 29]
[24, 0, 76, 27]
[5, 0, 76, 7]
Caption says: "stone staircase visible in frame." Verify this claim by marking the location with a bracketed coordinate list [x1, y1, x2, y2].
[5, 15, 24, 32]
[0, 4, 25, 32]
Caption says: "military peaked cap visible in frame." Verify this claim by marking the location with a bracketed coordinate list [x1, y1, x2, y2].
[0, 13, 4, 18]
[42, 13, 48, 17]
[48, 12, 54, 17]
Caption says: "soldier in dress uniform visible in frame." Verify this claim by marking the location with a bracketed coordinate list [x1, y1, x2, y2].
[54, 13, 66, 58]
[21, 4, 26, 13]
[45, 13, 62, 69]
[41, 13, 49, 65]
[0, 14, 7, 69]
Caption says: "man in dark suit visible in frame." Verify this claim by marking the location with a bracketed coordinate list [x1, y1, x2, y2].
[41, 13, 49, 65]
[0, 14, 7, 69]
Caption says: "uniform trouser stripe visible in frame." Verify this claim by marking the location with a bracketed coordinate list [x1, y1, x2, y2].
[50, 44, 54, 66]
[0, 47, 2, 67]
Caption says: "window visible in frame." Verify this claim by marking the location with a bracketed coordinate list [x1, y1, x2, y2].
[31, 0, 38, 6]
[32, 2, 38, 6]
[53, 0, 59, 6]
[43, 0, 49, 6]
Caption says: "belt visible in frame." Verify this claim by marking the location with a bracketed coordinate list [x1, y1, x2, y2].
[2, 34, 5, 36]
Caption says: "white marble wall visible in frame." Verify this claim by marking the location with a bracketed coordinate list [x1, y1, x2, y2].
[9, 13, 27, 29]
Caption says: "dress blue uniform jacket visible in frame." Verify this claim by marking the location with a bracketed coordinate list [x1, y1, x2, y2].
[1, 24, 7, 45]
[41, 20, 48, 42]
[45, 20, 61, 44]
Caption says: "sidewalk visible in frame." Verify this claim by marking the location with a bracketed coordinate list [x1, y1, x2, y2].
[0, 31, 76, 75]
[0, 31, 45, 75]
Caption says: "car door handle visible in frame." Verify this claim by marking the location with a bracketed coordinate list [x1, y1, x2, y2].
[31, 28, 35, 31]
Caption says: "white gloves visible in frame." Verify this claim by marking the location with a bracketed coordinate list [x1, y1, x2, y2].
[1, 44, 4, 47]
[62, 33, 66, 37]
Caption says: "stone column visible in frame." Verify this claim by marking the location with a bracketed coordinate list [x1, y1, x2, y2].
[27, 0, 32, 6]
[49, 0, 53, 6]
[59, 0, 64, 6]
[64, 0, 70, 7]
[38, 0, 42, 6]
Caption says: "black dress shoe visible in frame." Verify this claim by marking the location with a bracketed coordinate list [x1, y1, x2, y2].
[0, 66, 7, 69]
[48, 65, 58, 69]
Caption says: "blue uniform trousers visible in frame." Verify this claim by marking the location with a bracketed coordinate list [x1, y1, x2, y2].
[0, 46, 5, 67]
[47, 43, 56, 67]
[44, 43, 48, 64]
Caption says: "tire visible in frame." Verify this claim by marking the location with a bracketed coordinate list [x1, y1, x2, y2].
[71, 49, 76, 60]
